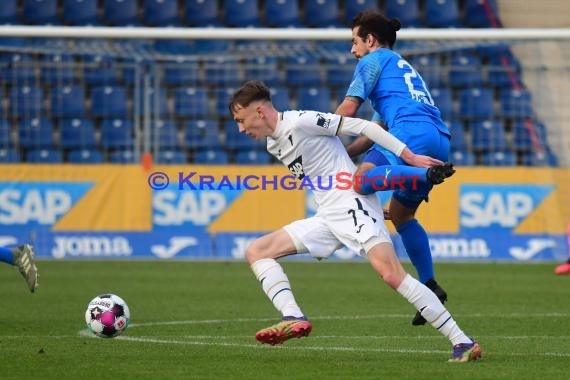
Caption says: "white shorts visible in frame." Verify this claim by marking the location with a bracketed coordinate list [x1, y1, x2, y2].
[283, 197, 392, 259]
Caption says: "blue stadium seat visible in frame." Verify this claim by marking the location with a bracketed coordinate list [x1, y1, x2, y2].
[445, 120, 467, 151]
[0, 1, 18, 24]
[303, 0, 340, 27]
[448, 54, 484, 88]
[265, 0, 300, 27]
[152, 120, 179, 149]
[60, 118, 97, 148]
[324, 55, 354, 87]
[83, 55, 119, 85]
[103, 0, 139, 26]
[157, 150, 187, 164]
[223, 120, 265, 150]
[235, 149, 271, 165]
[193, 149, 229, 164]
[522, 150, 558, 167]
[138, 87, 168, 117]
[63, 0, 99, 25]
[430, 88, 454, 120]
[223, 0, 260, 27]
[487, 54, 522, 88]
[470, 119, 506, 151]
[424, 0, 461, 28]
[450, 150, 475, 166]
[18, 118, 54, 148]
[285, 55, 321, 86]
[113, 150, 140, 163]
[184, 0, 220, 26]
[5, 54, 36, 84]
[481, 151, 516, 166]
[204, 57, 241, 86]
[101, 119, 134, 148]
[143, 0, 180, 26]
[500, 89, 533, 119]
[297, 86, 332, 111]
[384, 0, 422, 27]
[68, 149, 104, 164]
[409, 54, 444, 88]
[163, 58, 200, 86]
[10, 85, 44, 116]
[41, 54, 75, 85]
[184, 120, 221, 149]
[51, 86, 86, 118]
[0, 148, 20, 163]
[22, 0, 59, 25]
[174, 87, 209, 118]
[244, 56, 280, 86]
[110, 150, 137, 163]
[344, 0, 378, 26]
[26, 149, 63, 163]
[512, 120, 548, 152]
[0, 119, 11, 144]
[269, 87, 292, 111]
[91, 86, 128, 118]
[463, 0, 501, 28]
[459, 87, 494, 120]
[215, 87, 238, 116]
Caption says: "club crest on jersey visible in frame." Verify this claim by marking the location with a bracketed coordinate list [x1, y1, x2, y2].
[287, 156, 305, 179]
[315, 113, 331, 129]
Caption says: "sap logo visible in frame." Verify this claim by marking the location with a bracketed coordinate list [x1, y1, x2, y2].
[509, 239, 557, 261]
[231, 237, 257, 259]
[430, 238, 491, 258]
[153, 191, 228, 226]
[151, 237, 198, 259]
[288, 156, 305, 179]
[1, 189, 71, 225]
[460, 185, 554, 229]
[0, 236, 17, 246]
[52, 236, 133, 259]
[0, 183, 92, 226]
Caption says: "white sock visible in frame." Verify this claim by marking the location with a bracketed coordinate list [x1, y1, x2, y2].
[397, 274, 472, 346]
[251, 258, 304, 318]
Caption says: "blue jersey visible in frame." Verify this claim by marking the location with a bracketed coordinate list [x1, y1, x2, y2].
[346, 48, 450, 137]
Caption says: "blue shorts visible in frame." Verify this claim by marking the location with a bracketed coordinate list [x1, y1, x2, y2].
[362, 122, 450, 209]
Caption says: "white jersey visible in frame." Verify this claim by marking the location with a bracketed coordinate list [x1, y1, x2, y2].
[267, 110, 379, 211]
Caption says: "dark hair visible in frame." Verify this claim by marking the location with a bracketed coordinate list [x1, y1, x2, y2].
[229, 80, 271, 116]
[351, 10, 401, 49]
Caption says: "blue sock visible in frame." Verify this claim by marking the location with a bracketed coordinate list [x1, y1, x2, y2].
[0, 246, 14, 264]
[397, 219, 434, 284]
[357, 165, 427, 194]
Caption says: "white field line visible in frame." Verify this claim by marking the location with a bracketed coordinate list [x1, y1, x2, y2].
[128, 312, 570, 328]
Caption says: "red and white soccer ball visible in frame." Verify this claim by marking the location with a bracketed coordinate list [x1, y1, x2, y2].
[85, 294, 130, 338]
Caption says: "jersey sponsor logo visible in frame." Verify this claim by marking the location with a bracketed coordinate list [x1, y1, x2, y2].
[315, 113, 331, 129]
[459, 184, 554, 230]
[287, 156, 305, 179]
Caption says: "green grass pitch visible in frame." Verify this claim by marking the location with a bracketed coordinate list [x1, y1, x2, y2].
[1, 261, 569, 379]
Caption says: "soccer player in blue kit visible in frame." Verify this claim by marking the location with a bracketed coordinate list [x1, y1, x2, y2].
[336, 11, 452, 326]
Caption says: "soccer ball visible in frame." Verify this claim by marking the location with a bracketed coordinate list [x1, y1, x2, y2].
[85, 294, 130, 338]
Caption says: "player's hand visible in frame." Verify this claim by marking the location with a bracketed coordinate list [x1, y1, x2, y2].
[400, 148, 443, 168]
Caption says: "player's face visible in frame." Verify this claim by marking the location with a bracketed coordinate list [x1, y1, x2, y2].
[232, 103, 267, 140]
[350, 26, 371, 59]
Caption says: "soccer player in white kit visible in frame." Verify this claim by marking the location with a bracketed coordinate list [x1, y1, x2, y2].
[229, 81, 481, 362]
